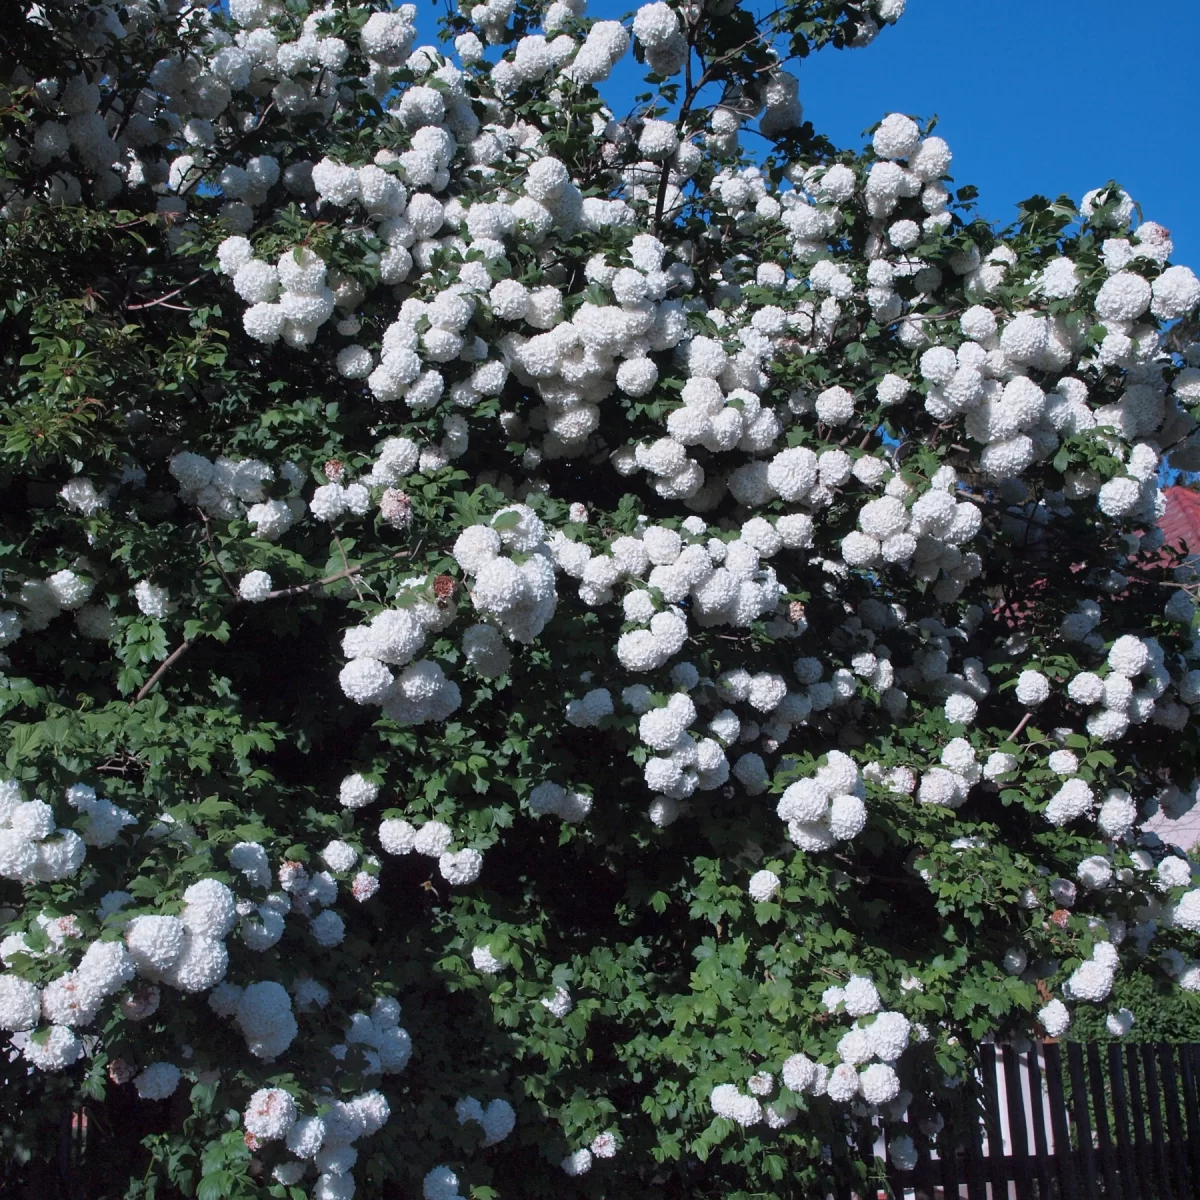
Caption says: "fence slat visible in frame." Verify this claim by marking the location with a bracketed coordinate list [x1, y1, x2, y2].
[1159, 1041, 1190, 1196]
[938, 1124, 960, 1200]
[1108, 1042, 1138, 1194]
[1001, 1044, 1032, 1199]
[1086, 1041, 1120, 1200]
[883, 1135, 904, 1199]
[1126, 1044, 1155, 1190]
[1179, 1044, 1200, 1185]
[1045, 1042, 1081, 1200]
[1066, 1042, 1100, 1199]
[1142, 1041, 1175, 1200]
[822, 1042, 1200, 1199]
[962, 1103, 989, 1200]
[980, 1044, 1008, 1195]
[832, 1162, 852, 1200]
[911, 1126, 937, 1200]
[1026, 1044, 1055, 1199]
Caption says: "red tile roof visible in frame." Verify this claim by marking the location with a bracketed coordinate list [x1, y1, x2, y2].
[1160, 486, 1200, 556]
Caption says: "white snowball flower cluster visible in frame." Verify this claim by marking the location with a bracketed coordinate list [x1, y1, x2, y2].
[339, 583, 462, 725]
[0, 975, 42, 1032]
[1038, 998, 1071, 1037]
[566, 687, 614, 727]
[274, 1088, 389, 1197]
[339, 774, 380, 810]
[747, 869, 781, 903]
[710, 1083, 763, 1127]
[631, 2, 685, 76]
[541, 985, 574, 1018]
[781, 974, 907, 1108]
[454, 509, 557, 643]
[209, 980, 299, 1059]
[343, 996, 413, 1074]
[134, 1062, 182, 1100]
[471, 944, 504, 975]
[244, 1088, 299, 1142]
[120, 879, 237, 999]
[169, 451, 305, 530]
[238, 570, 273, 601]
[0, 781, 86, 884]
[527, 782, 593, 824]
[63, 783, 135, 847]
[456, 1096, 516, 1146]
[423, 1165, 465, 1200]
[59, 475, 109, 516]
[8, 564, 100, 642]
[1173, 889, 1200, 933]
[1063, 941, 1118, 1003]
[30, 933, 136, 1034]
[377, 814, 482, 884]
[1106, 1007, 1135, 1037]
[776, 751, 867, 851]
[1044, 778, 1097, 826]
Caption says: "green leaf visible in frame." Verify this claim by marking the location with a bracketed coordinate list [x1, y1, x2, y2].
[197, 1173, 233, 1200]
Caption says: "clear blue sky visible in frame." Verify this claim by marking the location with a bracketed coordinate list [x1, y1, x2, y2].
[600, 0, 1200, 266]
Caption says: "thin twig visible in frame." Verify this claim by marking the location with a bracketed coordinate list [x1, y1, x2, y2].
[334, 533, 366, 602]
[262, 555, 400, 601]
[655, 21, 707, 230]
[1009, 712, 1034, 742]
[130, 548, 414, 704]
[126, 279, 202, 310]
[128, 299, 195, 313]
[132, 636, 202, 704]
[198, 510, 236, 596]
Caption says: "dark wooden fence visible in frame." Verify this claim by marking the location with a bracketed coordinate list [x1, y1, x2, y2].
[879, 1042, 1200, 1199]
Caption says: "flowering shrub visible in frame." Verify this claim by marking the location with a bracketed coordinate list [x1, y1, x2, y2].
[2, 0, 1200, 1194]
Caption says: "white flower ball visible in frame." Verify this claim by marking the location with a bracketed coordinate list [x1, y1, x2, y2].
[238, 570, 272, 602]
[1044, 778, 1095, 826]
[1106, 1008, 1135, 1037]
[748, 869, 780, 903]
[1077, 855, 1113, 889]
[815, 385, 855, 425]
[310, 910, 345, 947]
[781, 1052, 818, 1094]
[859, 1062, 900, 1105]
[134, 1061, 181, 1100]
[1038, 998, 1071, 1037]
[244, 1088, 298, 1141]
[1152, 265, 1200, 320]
[472, 945, 503, 975]
[1097, 791, 1137, 839]
[825, 1063, 860, 1104]
[182, 879, 237, 939]
[843, 974, 881, 1017]
[1107, 634, 1150, 678]
[872, 113, 921, 160]
[340, 774, 379, 810]
[0, 975, 41, 1030]
[1014, 670, 1051, 707]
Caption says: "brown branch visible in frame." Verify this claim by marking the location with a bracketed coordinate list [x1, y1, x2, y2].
[129, 548, 415, 704]
[126, 286, 199, 312]
[1008, 712, 1034, 742]
[334, 533, 366, 602]
[132, 635, 203, 704]
[654, 20, 707, 231]
[262, 555, 400, 601]
[198, 510, 236, 596]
